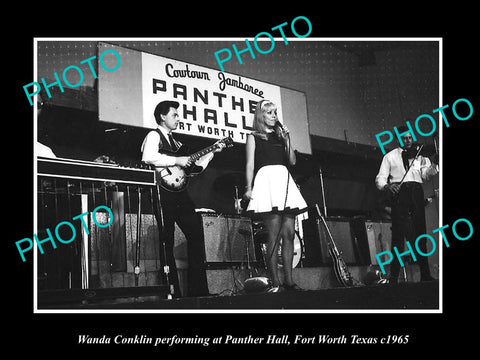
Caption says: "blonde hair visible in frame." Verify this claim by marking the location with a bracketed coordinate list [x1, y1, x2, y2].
[252, 100, 279, 140]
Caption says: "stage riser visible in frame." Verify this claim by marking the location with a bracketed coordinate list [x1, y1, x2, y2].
[205, 269, 253, 296]
[89, 262, 434, 296]
[176, 265, 424, 296]
[91, 271, 161, 288]
[39, 280, 439, 310]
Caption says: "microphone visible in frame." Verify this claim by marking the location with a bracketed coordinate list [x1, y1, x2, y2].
[275, 120, 285, 131]
[274, 120, 290, 143]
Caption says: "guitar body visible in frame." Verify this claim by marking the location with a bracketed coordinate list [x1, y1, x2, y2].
[155, 137, 233, 192]
[328, 248, 353, 287]
[154, 145, 203, 192]
[155, 164, 189, 192]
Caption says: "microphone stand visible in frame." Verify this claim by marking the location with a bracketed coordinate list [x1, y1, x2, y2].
[154, 184, 174, 299]
[134, 187, 142, 287]
[318, 165, 327, 217]
[239, 228, 254, 279]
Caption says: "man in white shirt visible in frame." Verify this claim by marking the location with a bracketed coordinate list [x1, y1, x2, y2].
[375, 126, 438, 283]
[141, 100, 223, 297]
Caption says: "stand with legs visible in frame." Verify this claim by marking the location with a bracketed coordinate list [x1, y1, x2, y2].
[154, 185, 174, 299]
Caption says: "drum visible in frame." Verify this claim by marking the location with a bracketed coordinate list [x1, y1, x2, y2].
[253, 227, 303, 268]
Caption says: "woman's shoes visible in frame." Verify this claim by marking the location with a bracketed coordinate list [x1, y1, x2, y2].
[266, 286, 281, 293]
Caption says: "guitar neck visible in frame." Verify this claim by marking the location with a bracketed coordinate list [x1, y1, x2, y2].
[189, 144, 218, 161]
[323, 229, 340, 255]
[315, 205, 340, 254]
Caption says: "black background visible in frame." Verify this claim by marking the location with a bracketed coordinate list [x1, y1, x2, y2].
[6, 3, 478, 356]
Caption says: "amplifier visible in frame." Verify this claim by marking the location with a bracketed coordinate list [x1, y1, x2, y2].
[316, 218, 357, 265]
[364, 221, 392, 265]
[200, 213, 256, 265]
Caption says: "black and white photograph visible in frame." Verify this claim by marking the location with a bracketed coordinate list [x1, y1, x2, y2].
[33, 37, 442, 311]
[6, 5, 478, 356]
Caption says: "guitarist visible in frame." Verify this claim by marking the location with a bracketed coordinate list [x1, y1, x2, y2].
[375, 126, 439, 283]
[141, 100, 225, 297]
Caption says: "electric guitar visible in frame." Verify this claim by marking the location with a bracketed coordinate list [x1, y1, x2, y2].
[315, 204, 353, 287]
[155, 137, 233, 192]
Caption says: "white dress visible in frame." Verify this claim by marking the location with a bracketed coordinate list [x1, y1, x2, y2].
[246, 133, 308, 217]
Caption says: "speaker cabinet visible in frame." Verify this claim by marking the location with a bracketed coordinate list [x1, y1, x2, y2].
[300, 211, 388, 266]
[200, 213, 256, 265]
[364, 221, 392, 265]
[316, 218, 357, 265]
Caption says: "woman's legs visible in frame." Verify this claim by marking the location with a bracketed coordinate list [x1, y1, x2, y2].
[263, 213, 296, 287]
[279, 214, 296, 287]
[263, 214, 282, 286]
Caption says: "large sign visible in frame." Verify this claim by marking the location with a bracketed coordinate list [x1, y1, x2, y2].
[98, 42, 311, 154]
[141, 52, 283, 143]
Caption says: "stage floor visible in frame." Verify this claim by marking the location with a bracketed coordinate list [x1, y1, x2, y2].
[38, 280, 439, 311]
